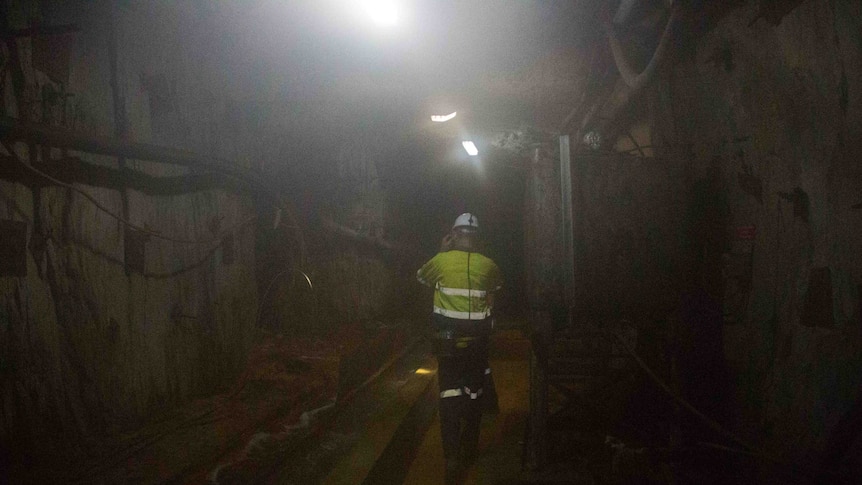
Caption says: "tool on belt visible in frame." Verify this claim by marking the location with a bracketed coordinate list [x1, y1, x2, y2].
[435, 328, 477, 356]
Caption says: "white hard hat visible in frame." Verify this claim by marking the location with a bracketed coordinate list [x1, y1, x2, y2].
[452, 212, 479, 230]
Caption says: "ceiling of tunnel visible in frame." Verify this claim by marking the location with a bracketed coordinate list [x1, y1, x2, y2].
[205, 0, 607, 137]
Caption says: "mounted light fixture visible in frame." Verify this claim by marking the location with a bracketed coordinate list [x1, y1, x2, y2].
[362, 0, 398, 26]
[431, 112, 457, 123]
[583, 131, 602, 150]
[461, 141, 478, 156]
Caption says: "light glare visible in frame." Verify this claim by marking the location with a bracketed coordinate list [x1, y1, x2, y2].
[462, 141, 478, 156]
[431, 112, 457, 123]
[363, 0, 398, 26]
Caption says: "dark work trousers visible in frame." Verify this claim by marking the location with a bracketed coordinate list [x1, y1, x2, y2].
[433, 314, 491, 463]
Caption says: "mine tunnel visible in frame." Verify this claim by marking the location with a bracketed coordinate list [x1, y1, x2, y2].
[0, 1, 861, 484]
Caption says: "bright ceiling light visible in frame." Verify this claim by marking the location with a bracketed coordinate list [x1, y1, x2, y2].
[431, 112, 457, 123]
[462, 141, 478, 156]
[362, 0, 398, 26]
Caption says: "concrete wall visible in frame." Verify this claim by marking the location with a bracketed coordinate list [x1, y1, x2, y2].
[308, 135, 400, 328]
[650, 0, 862, 465]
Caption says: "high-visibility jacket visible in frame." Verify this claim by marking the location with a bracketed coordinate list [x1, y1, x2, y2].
[416, 250, 502, 320]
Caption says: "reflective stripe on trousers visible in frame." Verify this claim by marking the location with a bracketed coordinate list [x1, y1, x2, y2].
[440, 387, 483, 400]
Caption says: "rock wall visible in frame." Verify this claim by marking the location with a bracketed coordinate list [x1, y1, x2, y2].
[0, 2, 412, 467]
[0, 1, 266, 463]
[307, 135, 400, 328]
[651, 0, 862, 466]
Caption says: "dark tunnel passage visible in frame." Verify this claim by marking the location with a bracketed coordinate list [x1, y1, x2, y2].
[1, 1, 861, 484]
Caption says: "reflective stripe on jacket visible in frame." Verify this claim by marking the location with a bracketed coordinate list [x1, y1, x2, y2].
[416, 250, 502, 320]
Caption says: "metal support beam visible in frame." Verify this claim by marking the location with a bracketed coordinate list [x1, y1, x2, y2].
[526, 327, 548, 470]
[559, 135, 574, 320]
[523, 145, 560, 320]
[523, 143, 560, 471]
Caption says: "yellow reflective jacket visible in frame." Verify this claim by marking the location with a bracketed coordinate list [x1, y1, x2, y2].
[416, 250, 502, 320]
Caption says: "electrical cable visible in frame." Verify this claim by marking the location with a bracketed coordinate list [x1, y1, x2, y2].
[608, 3, 679, 90]
[5, 148, 256, 244]
[80, 268, 314, 480]
[467, 251, 472, 318]
[251, 267, 314, 330]
[608, 329, 756, 451]
[467, 213, 474, 319]
[233, 268, 317, 397]
[82, 269, 310, 481]
[606, 329, 846, 482]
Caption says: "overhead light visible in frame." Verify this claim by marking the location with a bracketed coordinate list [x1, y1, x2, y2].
[431, 112, 457, 123]
[462, 141, 478, 156]
[362, 0, 398, 26]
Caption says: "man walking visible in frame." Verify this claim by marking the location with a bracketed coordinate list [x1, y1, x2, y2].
[416, 213, 502, 483]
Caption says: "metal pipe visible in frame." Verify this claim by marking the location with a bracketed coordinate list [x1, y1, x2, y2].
[2, 23, 79, 39]
[612, 0, 639, 25]
[321, 217, 396, 251]
[559, 135, 574, 314]
[558, 50, 599, 133]
[608, 4, 679, 90]
[575, 3, 679, 149]
[614, 0, 675, 26]
[0, 115, 308, 266]
[0, 116, 265, 188]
